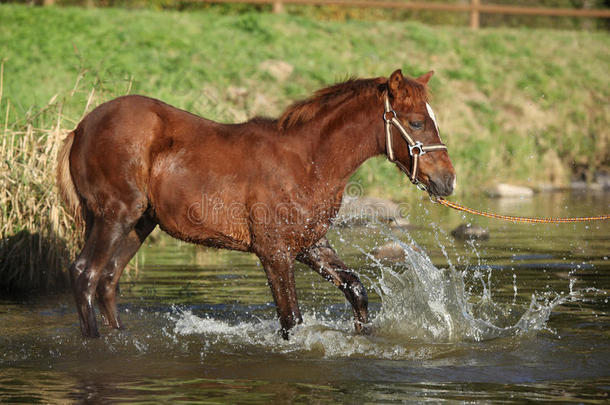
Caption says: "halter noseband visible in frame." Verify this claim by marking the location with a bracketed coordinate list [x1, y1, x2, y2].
[383, 93, 447, 190]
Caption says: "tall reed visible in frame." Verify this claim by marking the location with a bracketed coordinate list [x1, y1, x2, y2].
[0, 66, 84, 292]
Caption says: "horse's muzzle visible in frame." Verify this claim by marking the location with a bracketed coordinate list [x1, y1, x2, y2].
[427, 173, 456, 197]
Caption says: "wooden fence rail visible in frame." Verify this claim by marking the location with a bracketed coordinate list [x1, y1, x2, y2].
[37, 0, 610, 29]
[195, 0, 610, 29]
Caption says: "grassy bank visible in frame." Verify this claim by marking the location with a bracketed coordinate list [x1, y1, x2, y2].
[2, 4, 609, 193]
[0, 4, 608, 290]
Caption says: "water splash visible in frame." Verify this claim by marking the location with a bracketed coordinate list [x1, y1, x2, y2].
[368, 238, 566, 342]
[168, 225, 572, 359]
[171, 310, 448, 360]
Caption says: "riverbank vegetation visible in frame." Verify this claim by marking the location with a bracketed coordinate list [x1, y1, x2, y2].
[0, 4, 608, 291]
[0, 89, 77, 291]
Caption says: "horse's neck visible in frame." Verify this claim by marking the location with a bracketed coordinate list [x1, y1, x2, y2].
[297, 96, 384, 191]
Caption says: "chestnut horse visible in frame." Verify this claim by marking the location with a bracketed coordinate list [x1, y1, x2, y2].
[57, 69, 455, 339]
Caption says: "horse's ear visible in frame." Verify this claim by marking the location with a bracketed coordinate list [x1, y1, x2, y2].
[416, 70, 434, 86]
[388, 69, 403, 96]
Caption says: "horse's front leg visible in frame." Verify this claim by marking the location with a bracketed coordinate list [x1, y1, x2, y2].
[258, 251, 302, 339]
[297, 236, 369, 333]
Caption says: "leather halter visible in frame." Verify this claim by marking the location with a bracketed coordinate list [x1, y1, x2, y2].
[383, 93, 447, 190]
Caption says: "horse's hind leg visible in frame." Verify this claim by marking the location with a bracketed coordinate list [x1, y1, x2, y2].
[297, 236, 368, 333]
[70, 216, 131, 338]
[96, 214, 156, 329]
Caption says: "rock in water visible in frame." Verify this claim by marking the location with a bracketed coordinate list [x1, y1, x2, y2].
[451, 224, 489, 240]
[372, 242, 421, 261]
[486, 183, 534, 198]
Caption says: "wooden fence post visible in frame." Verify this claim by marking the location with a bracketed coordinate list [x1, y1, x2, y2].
[470, 0, 480, 29]
[273, 1, 284, 13]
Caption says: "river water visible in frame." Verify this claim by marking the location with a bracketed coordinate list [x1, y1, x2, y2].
[1, 191, 608, 403]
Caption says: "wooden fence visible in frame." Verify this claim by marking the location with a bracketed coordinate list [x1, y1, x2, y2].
[37, 0, 610, 29]
[196, 0, 610, 29]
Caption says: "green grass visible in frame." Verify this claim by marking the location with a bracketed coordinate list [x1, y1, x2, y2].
[1, 4, 609, 198]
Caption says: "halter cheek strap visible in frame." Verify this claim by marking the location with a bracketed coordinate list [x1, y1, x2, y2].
[383, 93, 447, 189]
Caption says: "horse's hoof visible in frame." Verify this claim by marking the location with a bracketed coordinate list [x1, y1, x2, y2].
[82, 330, 101, 338]
[354, 322, 372, 335]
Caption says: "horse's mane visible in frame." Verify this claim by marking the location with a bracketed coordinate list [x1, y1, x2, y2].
[277, 76, 429, 131]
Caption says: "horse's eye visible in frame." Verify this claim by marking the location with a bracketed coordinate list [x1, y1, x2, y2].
[409, 121, 424, 130]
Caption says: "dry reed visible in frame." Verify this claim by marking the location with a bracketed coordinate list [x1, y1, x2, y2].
[0, 65, 84, 292]
[0, 121, 80, 292]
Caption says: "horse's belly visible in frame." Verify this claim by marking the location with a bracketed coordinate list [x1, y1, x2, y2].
[154, 199, 252, 251]
[148, 155, 252, 251]
[158, 221, 251, 251]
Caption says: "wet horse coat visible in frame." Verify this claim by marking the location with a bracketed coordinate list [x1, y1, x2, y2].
[57, 69, 455, 338]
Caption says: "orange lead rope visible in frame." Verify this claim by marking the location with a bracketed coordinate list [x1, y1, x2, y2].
[436, 197, 610, 224]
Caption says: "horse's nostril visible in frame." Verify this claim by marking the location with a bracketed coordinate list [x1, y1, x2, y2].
[446, 175, 456, 194]
[429, 174, 455, 197]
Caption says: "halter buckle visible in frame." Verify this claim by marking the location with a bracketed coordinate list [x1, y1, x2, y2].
[415, 181, 427, 191]
[408, 141, 426, 157]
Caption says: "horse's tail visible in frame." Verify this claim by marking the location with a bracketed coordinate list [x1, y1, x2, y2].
[57, 130, 83, 228]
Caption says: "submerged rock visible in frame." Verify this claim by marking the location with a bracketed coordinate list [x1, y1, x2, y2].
[334, 196, 409, 227]
[451, 224, 489, 241]
[486, 183, 534, 198]
[372, 242, 421, 261]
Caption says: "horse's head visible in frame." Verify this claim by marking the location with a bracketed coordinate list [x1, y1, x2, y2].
[384, 69, 456, 197]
